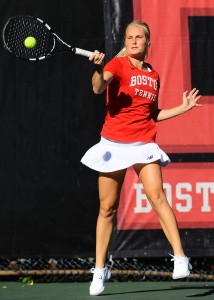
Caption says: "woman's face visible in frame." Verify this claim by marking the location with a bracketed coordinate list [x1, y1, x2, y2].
[124, 25, 148, 58]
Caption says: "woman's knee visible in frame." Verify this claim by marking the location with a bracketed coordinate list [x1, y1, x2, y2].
[99, 205, 117, 218]
[147, 190, 166, 208]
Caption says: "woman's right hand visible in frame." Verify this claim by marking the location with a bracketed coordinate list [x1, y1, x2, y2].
[89, 50, 105, 66]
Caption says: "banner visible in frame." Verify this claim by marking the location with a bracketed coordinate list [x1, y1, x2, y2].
[118, 163, 214, 230]
[109, 0, 214, 257]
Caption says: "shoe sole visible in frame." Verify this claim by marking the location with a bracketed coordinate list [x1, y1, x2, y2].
[173, 270, 190, 279]
[90, 286, 105, 296]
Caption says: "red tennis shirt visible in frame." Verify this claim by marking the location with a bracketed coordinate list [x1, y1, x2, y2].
[101, 56, 160, 143]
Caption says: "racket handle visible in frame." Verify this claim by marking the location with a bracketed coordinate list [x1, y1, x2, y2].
[73, 47, 93, 58]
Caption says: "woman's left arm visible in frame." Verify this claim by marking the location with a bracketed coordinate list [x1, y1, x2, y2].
[154, 88, 202, 122]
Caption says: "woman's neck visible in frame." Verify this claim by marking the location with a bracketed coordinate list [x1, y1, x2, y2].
[128, 56, 147, 71]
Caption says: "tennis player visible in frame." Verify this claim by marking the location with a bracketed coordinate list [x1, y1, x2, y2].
[81, 21, 202, 296]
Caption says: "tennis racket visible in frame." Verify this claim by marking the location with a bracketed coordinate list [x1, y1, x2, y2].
[2, 15, 94, 61]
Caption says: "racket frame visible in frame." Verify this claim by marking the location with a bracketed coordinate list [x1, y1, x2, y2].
[2, 15, 94, 61]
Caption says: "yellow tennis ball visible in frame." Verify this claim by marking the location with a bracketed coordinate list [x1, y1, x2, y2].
[24, 36, 37, 49]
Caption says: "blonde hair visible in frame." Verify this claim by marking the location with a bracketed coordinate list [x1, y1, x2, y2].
[116, 21, 151, 57]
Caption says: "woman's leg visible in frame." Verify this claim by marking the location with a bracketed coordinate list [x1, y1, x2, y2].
[89, 169, 127, 296]
[133, 162, 184, 256]
[134, 161, 192, 279]
[96, 169, 127, 268]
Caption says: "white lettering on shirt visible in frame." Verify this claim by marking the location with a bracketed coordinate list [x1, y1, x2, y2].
[130, 75, 158, 90]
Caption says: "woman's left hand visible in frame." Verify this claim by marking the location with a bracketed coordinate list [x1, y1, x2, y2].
[182, 88, 202, 110]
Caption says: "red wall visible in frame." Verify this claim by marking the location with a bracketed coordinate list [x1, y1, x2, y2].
[133, 0, 214, 153]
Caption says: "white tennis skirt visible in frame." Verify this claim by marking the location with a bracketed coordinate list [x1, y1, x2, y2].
[81, 137, 170, 172]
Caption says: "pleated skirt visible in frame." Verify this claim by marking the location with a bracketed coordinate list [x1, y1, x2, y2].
[81, 137, 170, 172]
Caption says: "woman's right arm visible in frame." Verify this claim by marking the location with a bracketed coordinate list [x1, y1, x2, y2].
[90, 50, 114, 94]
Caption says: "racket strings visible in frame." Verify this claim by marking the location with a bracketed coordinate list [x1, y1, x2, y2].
[3, 16, 54, 60]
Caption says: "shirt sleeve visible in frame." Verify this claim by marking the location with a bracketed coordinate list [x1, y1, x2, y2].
[104, 57, 121, 80]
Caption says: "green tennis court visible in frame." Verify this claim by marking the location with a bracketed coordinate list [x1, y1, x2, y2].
[1, 281, 214, 300]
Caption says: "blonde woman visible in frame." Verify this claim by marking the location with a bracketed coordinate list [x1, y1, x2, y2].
[81, 21, 201, 296]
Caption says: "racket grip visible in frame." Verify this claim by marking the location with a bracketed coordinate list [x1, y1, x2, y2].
[73, 47, 93, 58]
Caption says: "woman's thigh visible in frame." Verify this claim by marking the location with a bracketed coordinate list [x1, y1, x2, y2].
[133, 162, 164, 197]
[98, 169, 127, 208]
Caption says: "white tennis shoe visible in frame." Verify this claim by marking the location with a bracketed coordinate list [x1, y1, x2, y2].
[89, 266, 111, 296]
[170, 254, 192, 279]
